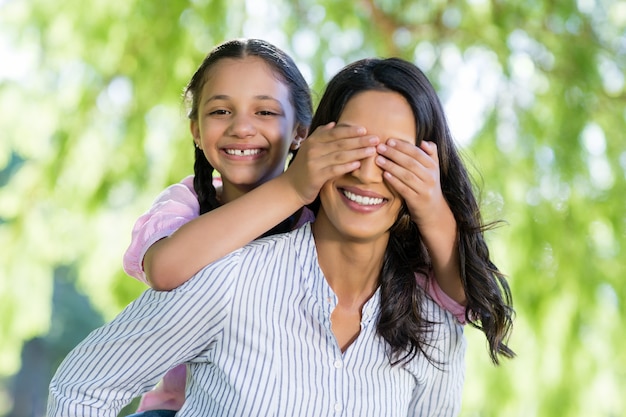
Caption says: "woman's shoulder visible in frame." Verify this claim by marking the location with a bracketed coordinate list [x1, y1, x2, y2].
[248, 222, 313, 249]
[238, 224, 315, 269]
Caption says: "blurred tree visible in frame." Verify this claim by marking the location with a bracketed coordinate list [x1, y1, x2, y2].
[0, 0, 624, 416]
[7, 266, 104, 417]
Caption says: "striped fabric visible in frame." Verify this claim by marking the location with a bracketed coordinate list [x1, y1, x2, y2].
[48, 223, 465, 417]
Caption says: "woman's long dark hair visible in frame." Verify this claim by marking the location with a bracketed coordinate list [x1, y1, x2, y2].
[308, 58, 514, 365]
[184, 39, 313, 234]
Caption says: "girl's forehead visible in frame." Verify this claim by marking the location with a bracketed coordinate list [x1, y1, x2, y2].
[200, 56, 291, 101]
[205, 56, 279, 82]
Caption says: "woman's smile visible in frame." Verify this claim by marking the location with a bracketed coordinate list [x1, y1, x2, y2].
[339, 186, 387, 212]
[314, 90, 416, 242]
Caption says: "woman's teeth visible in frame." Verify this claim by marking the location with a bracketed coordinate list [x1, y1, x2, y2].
[343, 190, 384, 206]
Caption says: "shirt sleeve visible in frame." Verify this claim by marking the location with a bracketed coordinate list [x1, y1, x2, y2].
[47, 254, 239, 417]
[415, 270, 467, 324]
[123, 176, 199, 283]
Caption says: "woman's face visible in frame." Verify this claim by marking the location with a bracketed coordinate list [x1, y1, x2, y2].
[316, 90, 416, 243]
[191, 56, 303, 202]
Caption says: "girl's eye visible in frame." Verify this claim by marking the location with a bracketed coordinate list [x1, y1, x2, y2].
[257, 110, 279, 116]
[209, 109, 230, 116]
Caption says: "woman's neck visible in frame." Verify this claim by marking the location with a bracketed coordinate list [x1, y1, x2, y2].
[311, 220, 388, 308]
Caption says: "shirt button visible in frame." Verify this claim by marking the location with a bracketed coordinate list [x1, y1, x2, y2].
[333, 359, 343, 369]
[334, 403, 342, 411]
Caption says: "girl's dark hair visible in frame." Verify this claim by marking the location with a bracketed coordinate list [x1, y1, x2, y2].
[309, 57, 514, 365]
[184, 38, 313, 235]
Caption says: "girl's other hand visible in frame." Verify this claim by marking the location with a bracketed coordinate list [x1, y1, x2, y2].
[375, 139, 451, 227]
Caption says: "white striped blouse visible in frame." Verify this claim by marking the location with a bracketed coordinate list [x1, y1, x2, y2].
[48, 223, 466, 417]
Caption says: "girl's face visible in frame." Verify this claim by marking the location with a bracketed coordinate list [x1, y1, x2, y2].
[316, 90, 416, 243]
[191, 56, 304, 201]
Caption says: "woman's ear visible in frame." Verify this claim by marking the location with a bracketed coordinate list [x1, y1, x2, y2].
[190, 120, 201, 149]
[290, 124, 309, 150]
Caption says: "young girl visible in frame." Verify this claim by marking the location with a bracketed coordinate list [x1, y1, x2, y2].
[123, 40, 470, 413]
[49, 57, 513, 417]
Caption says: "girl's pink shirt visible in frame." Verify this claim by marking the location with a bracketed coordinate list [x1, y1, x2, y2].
[123, 175, 201, 284]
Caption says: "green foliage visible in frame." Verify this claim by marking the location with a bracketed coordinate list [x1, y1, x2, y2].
[0, 0, 624, 416]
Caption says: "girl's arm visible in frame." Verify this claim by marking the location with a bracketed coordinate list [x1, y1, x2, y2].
[139, 124, 379, 290]
[142, 176, 304, 289]
[416, 271, 466, 323]
[123, 176, 200, 284]
[375, 139, 466, 305]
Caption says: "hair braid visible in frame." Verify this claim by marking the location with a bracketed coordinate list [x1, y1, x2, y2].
[193, 147, 220, 215]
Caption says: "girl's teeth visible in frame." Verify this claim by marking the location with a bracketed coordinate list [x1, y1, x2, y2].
[343, 190, 383, 206]
[225, 149, 261, 156]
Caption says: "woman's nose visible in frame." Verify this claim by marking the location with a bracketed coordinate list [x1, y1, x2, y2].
[228, 114, 257, 138]
[351, 154, 384, 183]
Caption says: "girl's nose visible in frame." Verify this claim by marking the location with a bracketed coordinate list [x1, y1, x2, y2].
[228, 114, 257, 138]
[351, 154, 384, 184]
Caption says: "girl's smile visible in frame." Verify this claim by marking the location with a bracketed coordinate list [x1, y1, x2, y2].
[222, 147, 265, 157]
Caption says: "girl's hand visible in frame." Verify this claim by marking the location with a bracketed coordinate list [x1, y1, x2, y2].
[285, 122, 379, 204]
[377, 139, 465, 305]
[375, 139, 451, 227]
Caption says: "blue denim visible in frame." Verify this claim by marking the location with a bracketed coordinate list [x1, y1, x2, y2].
[126, 410, 177, 417]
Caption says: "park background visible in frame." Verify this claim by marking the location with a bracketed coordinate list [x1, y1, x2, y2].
[0, 0, 624, 416]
